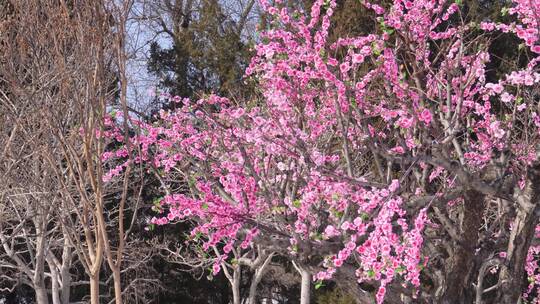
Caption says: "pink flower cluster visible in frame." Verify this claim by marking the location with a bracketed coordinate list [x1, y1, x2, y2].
[99, 0, 540, 302]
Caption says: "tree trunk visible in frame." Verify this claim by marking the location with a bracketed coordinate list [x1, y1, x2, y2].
[439, 190, 485, 304]
[496, 163, 540, 303]
[47, 255, 61, 304]
[35, 285, 49, 304]
[247, 276, 258, 304]
[34, 224, 49, 304]
[231, 268, 241, 304]
[112, 268, 122, 304]
[60, 238, 72, 304]
[51, 279, 60, 304]
[246, 253, 273, 304]
[90, 272, 100, 304]
[300, 268, 311, 304]
[334, 265, 375, 304]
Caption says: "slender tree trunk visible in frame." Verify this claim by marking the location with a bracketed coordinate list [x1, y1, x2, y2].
[47, 255, 61, 304]
[34, 223, 49, 304]
[51, 280, 60, 304]
[246, 253, 273, 304]
[51, 278, 60, 304]
[247, 278, 258, 304]
[300, 268, 311, 304]
[247, 270, 265, 304]
[232, 268, 241, 304]
[112, 268, 122, 304]
[232, 282, 241, 304]
[60, 237, 72, 304]
[90, 273, 100, 304]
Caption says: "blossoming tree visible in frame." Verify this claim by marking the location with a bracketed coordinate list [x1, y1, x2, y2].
[105, 0, 540, 303]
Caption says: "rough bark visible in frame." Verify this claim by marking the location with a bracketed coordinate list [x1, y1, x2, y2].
[35, 286, 49, 304]
[334, 265, 374, 304]
[495, 163, 540, 303]
[439, 190, 486, 304]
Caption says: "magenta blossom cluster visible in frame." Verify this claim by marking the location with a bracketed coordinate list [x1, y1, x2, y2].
[101, 0, 540, 302]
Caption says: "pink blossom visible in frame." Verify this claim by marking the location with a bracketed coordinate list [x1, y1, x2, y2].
[98, 1, 540, 302]
[212, 263, 221, 275]
[419, 109, 432, 125]
[501, 92, 514, 103]
[390, 146, 405, 154]
[352, 54, 365, 64]
[324, 225, 340, 238]
[340, 62, 351, 74]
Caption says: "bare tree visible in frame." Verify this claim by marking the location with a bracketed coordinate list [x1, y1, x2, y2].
[0, 2, 86, 303]
[0, 1, 128, 303]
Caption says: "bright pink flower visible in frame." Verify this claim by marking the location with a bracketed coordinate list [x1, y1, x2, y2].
[340, 62, 351, 74]
[419, 109, 432, 125]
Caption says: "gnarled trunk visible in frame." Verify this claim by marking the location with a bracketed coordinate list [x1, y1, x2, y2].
[496, 163, 540, 303]
[439, 190, 485, 304]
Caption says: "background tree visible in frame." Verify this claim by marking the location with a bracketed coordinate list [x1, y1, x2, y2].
[139, 0, 258, 102]
[0, 1, 160, 303]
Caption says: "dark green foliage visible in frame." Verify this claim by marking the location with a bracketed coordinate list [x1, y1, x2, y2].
[147, 0, 255, 103]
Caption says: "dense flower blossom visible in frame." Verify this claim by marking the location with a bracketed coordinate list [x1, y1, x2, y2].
[100, 0, 540, 302]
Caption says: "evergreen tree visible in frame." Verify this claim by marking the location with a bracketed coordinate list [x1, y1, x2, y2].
[146, 0, 256, 103]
